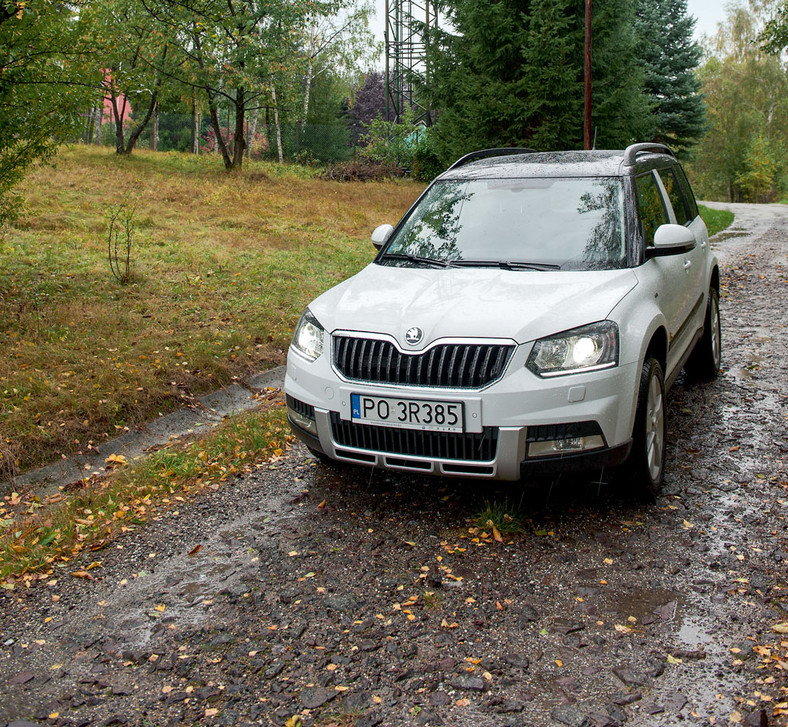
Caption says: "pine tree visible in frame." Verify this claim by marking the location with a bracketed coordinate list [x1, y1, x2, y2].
[423, 0, 653, 163]
[634, 0, 706, 153]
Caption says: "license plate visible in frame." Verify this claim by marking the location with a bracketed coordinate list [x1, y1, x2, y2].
[351, 394, 464, 432]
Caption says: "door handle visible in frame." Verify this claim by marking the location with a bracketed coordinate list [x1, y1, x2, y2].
[683, 260, 692, 270]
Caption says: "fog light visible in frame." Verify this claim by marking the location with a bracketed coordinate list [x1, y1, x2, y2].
[288, 406, 317, 435]
[527, 434, 605, 458]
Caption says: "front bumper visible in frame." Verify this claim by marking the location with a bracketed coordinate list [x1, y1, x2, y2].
[285, 342, 639, 481]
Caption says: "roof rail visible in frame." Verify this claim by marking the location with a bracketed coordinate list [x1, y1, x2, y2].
[623, 143, 676, 166]
[446, 147, 536, 172]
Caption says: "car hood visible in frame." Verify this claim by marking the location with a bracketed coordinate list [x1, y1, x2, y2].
[309, 264, 638, 347]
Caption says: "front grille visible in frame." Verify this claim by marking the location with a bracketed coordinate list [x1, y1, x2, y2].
[330, 412, 498, 462]
[333, 336, 514, 388]
[526, 421, 602, 442]
[286, 394, 315, 419]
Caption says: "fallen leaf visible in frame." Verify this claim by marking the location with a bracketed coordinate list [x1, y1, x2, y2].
[683, 520, 695, 529]
[772, 622, 788, 634]
[317, 500, 326, 509]
[70, 571, 93, 580]
[456, 698, 470, 707]
[189, 544, 202, 556]
[492, 525, 503, 543]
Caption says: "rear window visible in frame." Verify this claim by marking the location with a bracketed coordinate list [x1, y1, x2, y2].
[658, 168, 691, 226]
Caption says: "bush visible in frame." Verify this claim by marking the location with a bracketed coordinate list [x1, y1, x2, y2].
[318, 160, 403, 182]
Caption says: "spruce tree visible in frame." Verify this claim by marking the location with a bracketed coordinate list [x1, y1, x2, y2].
[423, 0, 653, 162]
[634, 0, 706, 153]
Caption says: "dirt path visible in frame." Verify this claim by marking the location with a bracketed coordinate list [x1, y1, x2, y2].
[1, 204, 787, 727]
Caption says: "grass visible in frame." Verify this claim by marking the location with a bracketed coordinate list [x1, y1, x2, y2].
[698, 204, 735, 237]
[0, 146, 424, 471]
[473, 499, 525, 537]
[0, 398, 290, 584]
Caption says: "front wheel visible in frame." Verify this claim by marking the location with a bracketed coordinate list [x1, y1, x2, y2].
[685, 287, 721, 381]
[622, 357, 667, 497]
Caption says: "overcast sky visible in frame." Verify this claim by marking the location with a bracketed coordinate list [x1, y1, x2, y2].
[686, 0, 729, 40]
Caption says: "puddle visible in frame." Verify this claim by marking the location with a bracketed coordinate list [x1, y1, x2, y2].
[677, 615, 714, 646]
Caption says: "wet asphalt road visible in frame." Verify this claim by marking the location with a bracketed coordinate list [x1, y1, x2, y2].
[0, 203, 786, 727]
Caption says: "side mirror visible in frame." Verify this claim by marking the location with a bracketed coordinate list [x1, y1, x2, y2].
[371, 223, 394, 250]
[648, 224, 696, 257]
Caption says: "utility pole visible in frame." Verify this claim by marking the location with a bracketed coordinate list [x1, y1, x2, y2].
[385, 0, 436, 124]
[584, 0, 592, 150]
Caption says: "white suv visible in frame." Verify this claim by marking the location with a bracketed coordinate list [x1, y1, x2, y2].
[285, 144, 721, 494]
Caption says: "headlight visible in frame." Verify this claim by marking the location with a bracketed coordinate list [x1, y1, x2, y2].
[292, 309, 325, 361]
[526, 321, 618, 377]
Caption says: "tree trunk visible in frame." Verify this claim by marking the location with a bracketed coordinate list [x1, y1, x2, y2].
[206, 89, 233, 169]
[94, 103, 103, 145]
[125, 87, 159, 156]
[271, 85, 284, 164]
[300, 59, 314, 136]
[108, 85, 126, 154]
[232, 87, 246, 169]
[152, 102, 159, 152]
[191, 90, 200, 154]
[246, 109, 257, 159]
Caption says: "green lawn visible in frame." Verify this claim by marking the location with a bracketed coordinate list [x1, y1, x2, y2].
[0, 147, 423, 471]
[699, 204, 735, 237]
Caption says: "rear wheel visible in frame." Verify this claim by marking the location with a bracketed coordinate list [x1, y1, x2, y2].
[623, 357, 666, 497]
[685, 288, 721, 381]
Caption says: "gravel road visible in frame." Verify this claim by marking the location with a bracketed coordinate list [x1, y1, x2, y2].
[1, 203, 786, 727]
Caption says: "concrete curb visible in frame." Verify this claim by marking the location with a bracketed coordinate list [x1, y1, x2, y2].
[3, 366, 286, 498]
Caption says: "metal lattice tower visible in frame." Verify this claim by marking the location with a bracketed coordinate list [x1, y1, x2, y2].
[385, 0, 437, 124]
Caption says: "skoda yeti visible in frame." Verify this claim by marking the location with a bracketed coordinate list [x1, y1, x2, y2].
[284, 144, 721, 494]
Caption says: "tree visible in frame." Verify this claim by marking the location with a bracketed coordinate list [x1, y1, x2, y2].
[83, 0, 173, 156]
[422, 0, 652, 164]
[0, 1, 97, 224]
[634, 0, 706, 153]
[137, 0, 318, 170]
[691, 2, 788, 201]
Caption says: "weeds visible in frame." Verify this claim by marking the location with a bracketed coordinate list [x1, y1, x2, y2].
[473, 499, 525, 536]
[107, 200, 137, 284]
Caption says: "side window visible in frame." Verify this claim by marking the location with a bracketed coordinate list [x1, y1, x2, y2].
[658, 167, 690, 226]
[673, 165, 699, 220]
[635, 172, 669, 247]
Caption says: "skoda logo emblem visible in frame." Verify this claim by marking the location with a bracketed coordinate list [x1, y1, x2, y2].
[405, 326, 423, 345]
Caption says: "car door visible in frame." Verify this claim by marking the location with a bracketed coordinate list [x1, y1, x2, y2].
[634, 170, 697, 377]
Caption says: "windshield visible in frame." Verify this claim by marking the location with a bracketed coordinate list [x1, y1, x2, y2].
[380, 177, 627, 270]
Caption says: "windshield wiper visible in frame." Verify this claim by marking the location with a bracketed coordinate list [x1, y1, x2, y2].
[449, 259, 561, 271]
[380, 252, 450, 268]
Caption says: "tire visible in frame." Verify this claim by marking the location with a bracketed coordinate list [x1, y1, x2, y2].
[685, 288, 721, 381]
[623, 357, 667, 497]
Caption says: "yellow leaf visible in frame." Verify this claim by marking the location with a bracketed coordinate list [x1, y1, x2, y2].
[154, 603, 166, 612]
[772, 622, 788, 634]
[667, 654, 683, 664]
[683, 520, 694, 529]
[205, 707, 219, 717]
[492, 525, 503, 543]
[285, 717, 302, 727]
